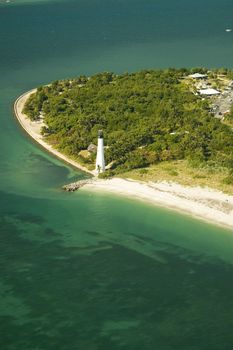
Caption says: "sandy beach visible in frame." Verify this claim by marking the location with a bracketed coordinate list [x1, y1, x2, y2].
[14, 90, 233, 230]
[82, 178, 233, 230]
[14, 89, 95, 175]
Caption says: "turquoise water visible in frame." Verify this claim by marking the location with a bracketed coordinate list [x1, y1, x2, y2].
[1, 0, 233, 349]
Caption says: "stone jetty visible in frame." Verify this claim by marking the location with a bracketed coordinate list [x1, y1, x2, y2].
[63, 179, 96, 192]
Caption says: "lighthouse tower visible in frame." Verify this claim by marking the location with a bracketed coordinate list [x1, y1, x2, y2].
[95, 130, 105, 173]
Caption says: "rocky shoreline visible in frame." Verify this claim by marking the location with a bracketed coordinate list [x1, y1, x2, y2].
[62, 179, 97, 192]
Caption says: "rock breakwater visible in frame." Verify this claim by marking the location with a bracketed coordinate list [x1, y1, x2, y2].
[63, 179, 96, 192]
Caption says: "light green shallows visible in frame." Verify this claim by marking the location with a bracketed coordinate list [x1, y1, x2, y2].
[0, 0, 233, 349]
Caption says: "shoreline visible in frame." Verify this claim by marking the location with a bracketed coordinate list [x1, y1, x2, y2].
[14, 90, 233, 230]
[82, 178, 233, 231]
[14, 89, 95, 176]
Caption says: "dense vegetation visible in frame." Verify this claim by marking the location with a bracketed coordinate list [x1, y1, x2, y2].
[23, 68, 233, 181]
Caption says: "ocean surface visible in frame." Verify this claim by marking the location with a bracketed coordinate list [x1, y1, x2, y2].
[0, 0, 233, 349]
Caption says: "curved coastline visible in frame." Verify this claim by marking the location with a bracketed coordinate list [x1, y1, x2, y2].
[14, 89, 95, 176]
[82, 178, 233, 230]
[14, 90, 233, 230]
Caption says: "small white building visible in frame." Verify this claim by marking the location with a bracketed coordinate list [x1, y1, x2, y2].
[198, 88, 221, 96]
[189, 73, 207, 79]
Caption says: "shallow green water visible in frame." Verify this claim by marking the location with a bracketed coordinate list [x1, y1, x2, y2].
[0, 0, 233, 349]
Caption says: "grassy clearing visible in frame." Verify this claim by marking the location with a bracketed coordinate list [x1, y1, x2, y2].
[118, 160, 233, 195]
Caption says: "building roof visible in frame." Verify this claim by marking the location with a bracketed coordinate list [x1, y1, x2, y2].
[199, 88, 221, 95]
[189, 73, 207, 79]
[87, 143, 97, 152]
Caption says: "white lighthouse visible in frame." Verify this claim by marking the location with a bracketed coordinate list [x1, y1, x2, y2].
[95, 130, 105, 173]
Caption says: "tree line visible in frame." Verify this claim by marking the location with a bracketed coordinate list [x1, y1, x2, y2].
[23, 68, 233, 180]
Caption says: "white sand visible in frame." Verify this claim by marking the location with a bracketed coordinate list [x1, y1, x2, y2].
[14, 90, 95, 175]
[82, 178, 233, 230]
[14, 90, 233, 230]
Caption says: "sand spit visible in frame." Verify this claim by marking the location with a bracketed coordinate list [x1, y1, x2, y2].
[14, 89, 95, 176]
